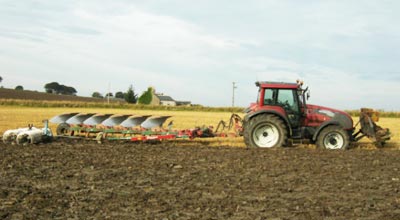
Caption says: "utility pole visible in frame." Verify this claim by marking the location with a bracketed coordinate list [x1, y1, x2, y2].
[232, 82, 237, 107]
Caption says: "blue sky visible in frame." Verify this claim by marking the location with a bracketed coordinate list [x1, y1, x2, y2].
[1, 0, 399, 110]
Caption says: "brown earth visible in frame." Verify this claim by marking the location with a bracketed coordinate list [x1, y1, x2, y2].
[0, 140, 400, 220]
[0, 88, 119, 103]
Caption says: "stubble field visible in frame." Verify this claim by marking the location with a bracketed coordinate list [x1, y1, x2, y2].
[1, 106, 400, 219]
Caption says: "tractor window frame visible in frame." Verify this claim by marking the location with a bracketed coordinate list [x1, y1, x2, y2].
[263, 88, 300, 114]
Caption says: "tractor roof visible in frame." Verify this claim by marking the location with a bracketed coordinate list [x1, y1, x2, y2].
[256, 81, 299, 89]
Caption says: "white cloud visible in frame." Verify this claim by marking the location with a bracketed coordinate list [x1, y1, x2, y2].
[0, 0, 399, 109]
[0, 1, 244, 99]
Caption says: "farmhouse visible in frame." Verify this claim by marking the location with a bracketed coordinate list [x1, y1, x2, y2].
[156, 94, 176, 106]
[151, 91, 191, 106]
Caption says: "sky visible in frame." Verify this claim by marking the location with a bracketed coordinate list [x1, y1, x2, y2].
[0, 0, 399, 110]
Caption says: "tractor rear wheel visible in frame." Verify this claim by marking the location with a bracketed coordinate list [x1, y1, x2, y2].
[244, 114, 287, 148]
[316, 126, 349, 150]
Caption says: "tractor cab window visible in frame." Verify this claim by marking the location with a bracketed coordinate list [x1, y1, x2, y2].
[264, 89, 298, 113]
[263, 89, 276, 105]
[277, 89, 299, 113]
[263, 88, 300, 127]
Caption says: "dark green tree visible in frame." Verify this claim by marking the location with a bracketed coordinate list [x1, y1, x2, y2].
[0, 76, 2, 83]
[61, 86, 77, 95]
[92, 92, 103, 98]
[115, 91, 125, 99]
[44, 82, 60, 93]
[15, 85, 24, 90]
[125, 85, 138, 104]
[138, 87, 153, 105]
[44, 82, 77, 95]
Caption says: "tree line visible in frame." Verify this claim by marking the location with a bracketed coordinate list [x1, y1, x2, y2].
[1, 76, 154, 105]
[91, 85, 154, 104]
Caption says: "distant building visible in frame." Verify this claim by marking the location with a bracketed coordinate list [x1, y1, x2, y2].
[151, 90, 191, 106]
[175, 101, 192, 106]
[157, 94, 176, 106]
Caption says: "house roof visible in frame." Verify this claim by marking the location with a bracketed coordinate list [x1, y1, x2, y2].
[157, 95, 175, 102]
[176, 101, 191, 105]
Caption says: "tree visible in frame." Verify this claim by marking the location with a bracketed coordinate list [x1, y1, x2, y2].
[15, 85, 24, 90]
[0, 76, 2, 83]
[115, 91, 125, 99]
[44, 82, 60, 93]
[138, 87, 153, 105]
[105, 92, 113, 97]
[61, 86, 77, 96]
[125, 85, 138, 104]
[92, 92, 103, 98]
[44, 82, 77, 95]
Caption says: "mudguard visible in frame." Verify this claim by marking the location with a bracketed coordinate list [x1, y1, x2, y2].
[312, 114, 353, 141]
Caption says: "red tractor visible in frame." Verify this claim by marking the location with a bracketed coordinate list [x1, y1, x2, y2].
[243, 81, 390, 149]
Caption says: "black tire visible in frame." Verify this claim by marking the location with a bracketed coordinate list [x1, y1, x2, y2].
[316, 126, 349, 150]
[244, 114, 287, 148]
[56, 123, 71, 136]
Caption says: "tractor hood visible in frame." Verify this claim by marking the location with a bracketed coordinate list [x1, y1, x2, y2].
[305, 104, 353, 130]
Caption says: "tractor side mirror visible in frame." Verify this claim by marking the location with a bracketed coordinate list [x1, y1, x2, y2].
[307, 90, 311, 100]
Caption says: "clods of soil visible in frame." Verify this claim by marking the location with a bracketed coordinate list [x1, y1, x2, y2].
[1, 140, 400, 219]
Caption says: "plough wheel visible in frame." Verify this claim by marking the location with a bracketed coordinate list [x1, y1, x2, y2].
[56, 123, 71, 136]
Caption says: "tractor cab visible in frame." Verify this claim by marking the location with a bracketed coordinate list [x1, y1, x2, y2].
[254, 81, 305, 128]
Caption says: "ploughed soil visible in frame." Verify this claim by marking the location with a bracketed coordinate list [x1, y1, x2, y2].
[1, 140, 400, 220]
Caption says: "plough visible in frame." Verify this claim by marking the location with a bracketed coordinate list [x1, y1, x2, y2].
[2, 113, 243, 145]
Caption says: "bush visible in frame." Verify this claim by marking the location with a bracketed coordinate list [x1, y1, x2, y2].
[138, 87, 153, 105]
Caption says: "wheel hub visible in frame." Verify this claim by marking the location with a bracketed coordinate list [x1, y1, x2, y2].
[329, 137, 337, 145]
[324, 132, 344, 149]
[252, 123, 279, 148]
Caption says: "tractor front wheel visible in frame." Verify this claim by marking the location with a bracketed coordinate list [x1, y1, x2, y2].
[316, 126, 349, 150]
[244, 114, 287, 148]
